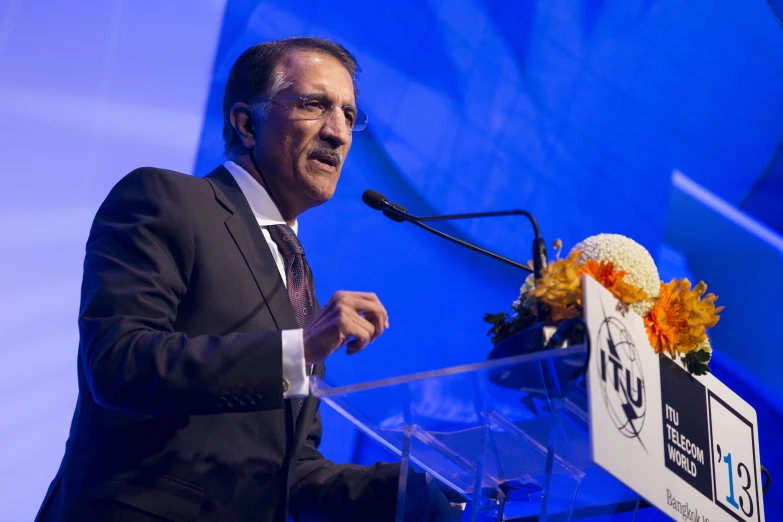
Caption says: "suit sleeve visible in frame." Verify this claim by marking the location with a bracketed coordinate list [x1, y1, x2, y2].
[79, 168, 285, 415]
[288, 409, 431, 522]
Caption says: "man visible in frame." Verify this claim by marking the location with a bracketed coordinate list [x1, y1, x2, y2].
[35, 37, 454, 522]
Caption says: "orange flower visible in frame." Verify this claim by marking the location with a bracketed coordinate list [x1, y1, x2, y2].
[614, 279, 651, 305]
[644, 281, 688, 356]
[553, 238, 563, 259]
[644, 279, 723, 357]
[582, 259, 624, 288]
[530, 249, 584, 321]
[529, 250, 652, 322]
[672, 279, 723, 353]
[580, 260, 649, 305]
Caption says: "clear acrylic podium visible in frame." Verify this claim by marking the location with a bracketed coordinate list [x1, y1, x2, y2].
[311, 344, 661, 521]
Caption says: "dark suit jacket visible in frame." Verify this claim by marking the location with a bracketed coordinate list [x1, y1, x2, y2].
[34, 166, 413, 522]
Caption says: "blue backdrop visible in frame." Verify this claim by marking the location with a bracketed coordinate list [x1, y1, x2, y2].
[1, 0, 782, 520]
[192, 0, 783, 518]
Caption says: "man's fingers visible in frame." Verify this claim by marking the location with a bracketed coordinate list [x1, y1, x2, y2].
[364, 312, 385, 343]
[343, 312, 374, 354]
[346, 338, 363, 354]
[305, 292, 388, 364]
[346, 299, 385, 342]
[341, 294, 389, 332]
[319, 291, 390, 358]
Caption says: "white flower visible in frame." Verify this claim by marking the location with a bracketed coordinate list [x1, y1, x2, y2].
[519, 274, 535, 296]
[511, 274, 536, 311]
[571, 233, 660, 316]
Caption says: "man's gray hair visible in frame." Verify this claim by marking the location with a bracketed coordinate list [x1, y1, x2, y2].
[249, 72, 292, 122]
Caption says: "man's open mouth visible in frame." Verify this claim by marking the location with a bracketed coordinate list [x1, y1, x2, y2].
[316, 156, 337, 167]
[309, 150, 341, 169]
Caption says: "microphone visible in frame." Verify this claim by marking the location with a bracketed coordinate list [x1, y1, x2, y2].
[362, 189, 546, 275]
[361, 190, 409, 223]
[360, 189, 387, 210]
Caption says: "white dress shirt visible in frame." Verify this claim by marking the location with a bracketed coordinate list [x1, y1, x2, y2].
[224, 160, 308, 398]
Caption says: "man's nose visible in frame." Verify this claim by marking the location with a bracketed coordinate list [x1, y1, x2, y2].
[319, 109, 351, 146]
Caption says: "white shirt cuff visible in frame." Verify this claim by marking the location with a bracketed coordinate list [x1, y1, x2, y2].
[282, 329, 308, 398]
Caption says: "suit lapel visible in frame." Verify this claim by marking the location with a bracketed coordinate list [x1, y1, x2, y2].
[205, 166, 299, 331]
[207, 166, 324, 448]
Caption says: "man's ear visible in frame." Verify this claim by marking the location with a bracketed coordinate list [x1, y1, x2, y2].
[230, 102, 256, 149]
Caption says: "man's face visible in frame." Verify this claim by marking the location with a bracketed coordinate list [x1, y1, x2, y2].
[253, 50, 355, 215]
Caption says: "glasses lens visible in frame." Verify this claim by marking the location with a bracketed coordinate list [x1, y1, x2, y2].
[353, 108, 368, 132]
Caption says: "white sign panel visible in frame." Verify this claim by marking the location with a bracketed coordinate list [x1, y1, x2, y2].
[583, 275, 764, 521]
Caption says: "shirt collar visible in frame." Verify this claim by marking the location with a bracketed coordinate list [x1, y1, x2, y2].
[223, 160, 299, 234]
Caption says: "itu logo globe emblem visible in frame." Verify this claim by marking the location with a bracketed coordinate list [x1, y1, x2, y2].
[597, 316, 647, 446]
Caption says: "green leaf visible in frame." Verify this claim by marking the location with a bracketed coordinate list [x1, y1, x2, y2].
[683, 352, 711, 375]
[484, 308, 537, 345]
[484, 312, 508, 326]
[691, 363, 711, 376]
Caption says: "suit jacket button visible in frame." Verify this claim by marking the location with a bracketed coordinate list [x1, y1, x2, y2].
[238, 395, 249, 406]
[248, 395, 259, 406]
[254, 394, 264, 404]
[283, 379, 289, 393]
[225, 396, 238, 408]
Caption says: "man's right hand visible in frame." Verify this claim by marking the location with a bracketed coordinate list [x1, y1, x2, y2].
[303, 291, 389, 365]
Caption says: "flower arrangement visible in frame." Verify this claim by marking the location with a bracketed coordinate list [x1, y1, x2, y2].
[485, 234, 723, 375]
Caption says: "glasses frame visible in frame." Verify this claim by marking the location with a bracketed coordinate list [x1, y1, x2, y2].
[250, 94, 368, 132]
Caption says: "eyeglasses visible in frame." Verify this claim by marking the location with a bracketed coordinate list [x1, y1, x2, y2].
[250, 94, 368, 132]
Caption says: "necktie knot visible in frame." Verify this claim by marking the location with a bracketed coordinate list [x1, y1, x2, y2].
[266, 223, 316, 331]
[267, 224, 304, 257]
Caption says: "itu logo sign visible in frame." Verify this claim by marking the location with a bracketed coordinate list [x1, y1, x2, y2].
[597, 315, 647, 450]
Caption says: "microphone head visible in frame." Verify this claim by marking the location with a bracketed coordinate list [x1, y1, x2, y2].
[362, 189, 387, 210]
